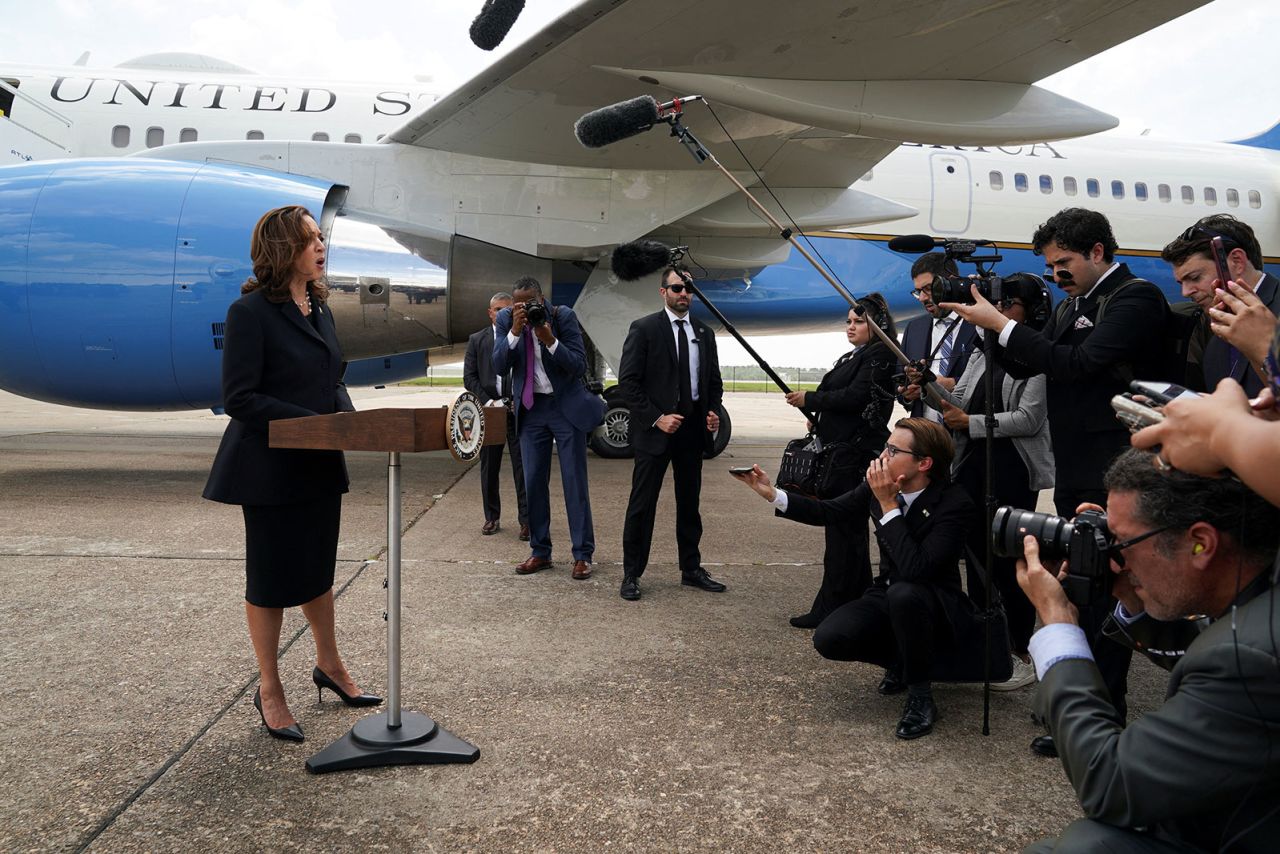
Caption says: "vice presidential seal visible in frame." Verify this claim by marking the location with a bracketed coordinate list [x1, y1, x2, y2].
[446, 391, 485, 462]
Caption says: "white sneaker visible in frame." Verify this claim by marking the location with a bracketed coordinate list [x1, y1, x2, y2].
[991, 655, 1036, 692]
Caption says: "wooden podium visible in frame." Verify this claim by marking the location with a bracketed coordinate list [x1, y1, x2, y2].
[270, 405, 506, 773]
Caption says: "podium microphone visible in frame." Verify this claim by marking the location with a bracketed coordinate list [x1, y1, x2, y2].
[470, 0, 525, 50]
[574, 95, 703, 149]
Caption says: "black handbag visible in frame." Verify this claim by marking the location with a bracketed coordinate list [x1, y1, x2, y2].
[776, 435, 863, 498]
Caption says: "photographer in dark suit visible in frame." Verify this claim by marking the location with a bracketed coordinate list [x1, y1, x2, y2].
[463, 291, 528, 540]
[898, 252, 979, 420]
[782, 294, 898, 627]
[734, 419, 973, 740]
[617, 265, 725, 601]
[493, 276, 605, 581]
[204, 205, 378, 743]
[1019, 449, 1280, 853]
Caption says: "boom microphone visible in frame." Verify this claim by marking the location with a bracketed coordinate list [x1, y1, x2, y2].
[611, 240, 675, 281]
[470, 0, 525, 50]
[887, 234, 945, 254]
[573, 95, 703, 149]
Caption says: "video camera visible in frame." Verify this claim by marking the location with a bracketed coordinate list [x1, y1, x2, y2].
[926, 239, 1006, 307]
[991, 506, 1114, 607]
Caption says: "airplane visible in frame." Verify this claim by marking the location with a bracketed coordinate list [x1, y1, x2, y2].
[1, 0, 1269, 460]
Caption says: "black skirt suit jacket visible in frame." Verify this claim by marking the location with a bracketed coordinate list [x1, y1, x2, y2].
[203, 289, 355, 506]
[807, 340, 896, 453]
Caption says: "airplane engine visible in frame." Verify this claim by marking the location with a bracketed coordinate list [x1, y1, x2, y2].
[0, 158, 488, 411]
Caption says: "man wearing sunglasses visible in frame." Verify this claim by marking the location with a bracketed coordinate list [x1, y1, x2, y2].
[1160, 215, 1280, 396]
[731, 418, 973, 740]
[616, 265, 725, 601]
[898, 252, 979, 420]
[1019, 449, 1280, 853]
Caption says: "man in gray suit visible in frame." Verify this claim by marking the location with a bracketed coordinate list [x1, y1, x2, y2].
[1018, 449, 1280, 853]
[463, 292, 528, 540]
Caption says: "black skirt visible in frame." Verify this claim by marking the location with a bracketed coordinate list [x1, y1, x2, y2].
[242, 493, 342, 607]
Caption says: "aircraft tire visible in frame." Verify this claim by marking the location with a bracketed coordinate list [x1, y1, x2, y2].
[589, 392, 634, 459]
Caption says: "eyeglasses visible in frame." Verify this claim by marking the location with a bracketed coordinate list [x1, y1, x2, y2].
[882, 442, 925, 459]
[664, 284, 689, 294]
[910, 287, 929, 299]
[1106, 524, 1175, 568]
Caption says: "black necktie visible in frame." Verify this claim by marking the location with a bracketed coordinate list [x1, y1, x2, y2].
[676, 319, 693, 416]
[896, 493, 907, 514]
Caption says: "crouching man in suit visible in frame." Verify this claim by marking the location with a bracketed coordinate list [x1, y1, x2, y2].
[1020, 449, 1280, 853]
[733, 418, 973, 739]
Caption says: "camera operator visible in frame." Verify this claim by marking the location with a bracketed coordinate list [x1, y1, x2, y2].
[732, 419, 973, 740]
[1018, 448, 1280, 853]
[1160, 214, 1280, 395]
[898, 252, 979, 420]
[941, 208, 1170, 750]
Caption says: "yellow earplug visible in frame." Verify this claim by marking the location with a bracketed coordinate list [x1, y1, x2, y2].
[1192, 543, 1205, 555]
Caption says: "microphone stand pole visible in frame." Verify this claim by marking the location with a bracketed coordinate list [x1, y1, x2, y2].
[666, 114, 949, 411]
[981, 338, 997, 736]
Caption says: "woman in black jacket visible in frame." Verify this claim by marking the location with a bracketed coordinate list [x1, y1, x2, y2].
[783, 293, 898, 627]
[204, 205, 379, 742]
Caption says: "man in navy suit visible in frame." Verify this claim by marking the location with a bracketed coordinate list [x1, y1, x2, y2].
[463, 291, 528, 540]
[616, 266, 726, 601]
[1161, 214, 1280, 396]
[898, 252, 979, 420]
[493, 276, 605, 581]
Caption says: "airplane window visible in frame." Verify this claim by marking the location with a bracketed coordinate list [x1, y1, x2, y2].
[179, 128, 197, 143]
[111, 125, 130, 148]
[1014, 173, 1028, 192]
[1181, 185, 1194, 204]
[1135, 182, 1148, 201]
[1086, 179, 1100, 198]
[1063, 177, 1077, 196]
[312, 132, 329, 141]
[1158, 184, 1171, 202]
[1249, 190, 1262, 208]
[1111, 180, 1125, 200]
[246, 130, 264, 140]
[1039, 175, 1052, 194]
[145, 127, 164, 148]
[1227, 188, 1240, 207]
[345, 133, 362, 144]
[989, 171, 1003, 190]
[1204, 187, 1218, 206]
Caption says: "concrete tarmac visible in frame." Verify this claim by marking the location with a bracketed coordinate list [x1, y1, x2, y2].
[0, 388, 1167, 852]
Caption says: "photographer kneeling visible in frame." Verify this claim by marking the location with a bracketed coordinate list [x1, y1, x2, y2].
[1017, 449, 1280, 853]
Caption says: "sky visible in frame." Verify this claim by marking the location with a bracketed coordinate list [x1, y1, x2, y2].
[6, 0, 1280, 367]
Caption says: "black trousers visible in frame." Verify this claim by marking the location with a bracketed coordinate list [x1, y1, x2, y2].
[480, 408, 527, 525]
[1054, 485, 1132, 720]
[622, 417, 703, 577]
[812, 582, 948, 686]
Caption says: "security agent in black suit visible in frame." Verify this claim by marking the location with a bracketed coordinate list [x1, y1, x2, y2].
[1161, 214, 1280, 396]
[898, 252, 979, 420]
[733, 418, 974, 740]
[942, 206, 1171, 751]
[617, 265, 726, 601]
[463, 291, 528, 539]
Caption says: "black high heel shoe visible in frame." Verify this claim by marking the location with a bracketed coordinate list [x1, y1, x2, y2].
[312, 667, 383, 707]
[253, 687, 304, 742]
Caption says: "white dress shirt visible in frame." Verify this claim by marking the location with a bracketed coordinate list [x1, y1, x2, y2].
[665, 306, 701, 403]
[506, 313, 560, 394]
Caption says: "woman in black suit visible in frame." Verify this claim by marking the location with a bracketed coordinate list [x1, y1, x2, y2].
[204, 205, 379, 742]
[783, 293, 898, 627]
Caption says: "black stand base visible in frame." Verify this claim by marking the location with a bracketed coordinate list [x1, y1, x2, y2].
[305, 710, 480, 774]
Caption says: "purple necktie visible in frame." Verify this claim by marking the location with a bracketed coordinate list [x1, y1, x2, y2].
[521, 327, 536, 410]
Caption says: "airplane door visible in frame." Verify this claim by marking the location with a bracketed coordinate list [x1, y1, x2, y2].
[928, 152, 972, 234]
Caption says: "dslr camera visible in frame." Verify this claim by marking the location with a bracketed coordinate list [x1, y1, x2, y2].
[524, 301, 548, 327]
[991, 506, 1114, 607]
[924, 238, 1005, 307]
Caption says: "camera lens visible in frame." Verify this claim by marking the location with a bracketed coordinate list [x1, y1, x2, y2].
[991, 507, 1074, 559]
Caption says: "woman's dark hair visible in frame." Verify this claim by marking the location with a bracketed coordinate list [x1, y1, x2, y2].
[854, 291, 897, 341]
[241, 205, 330, 303]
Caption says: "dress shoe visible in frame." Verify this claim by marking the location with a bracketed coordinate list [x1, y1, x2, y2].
[895, 693, 939, 740]
[253, 687, 304, 742]
[481, 519, 500, 535]
[518, 524, 530, 541]
[1031, 735, 1059, 758]
[620, 575, 641, 601]
[877, 669, 908, 696]
[312, 667, 382, 707]
[789, 612, 822, 629]
[571, 559, 593, 580]
[681, 568, 726, 592]
[515, 555, 553, 575]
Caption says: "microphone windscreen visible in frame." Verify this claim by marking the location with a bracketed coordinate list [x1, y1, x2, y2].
[611, 240, 673, 281]
[887, 234, 942, 254]
[574, 96, 661, 149]
[470, 0, 525, 51]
